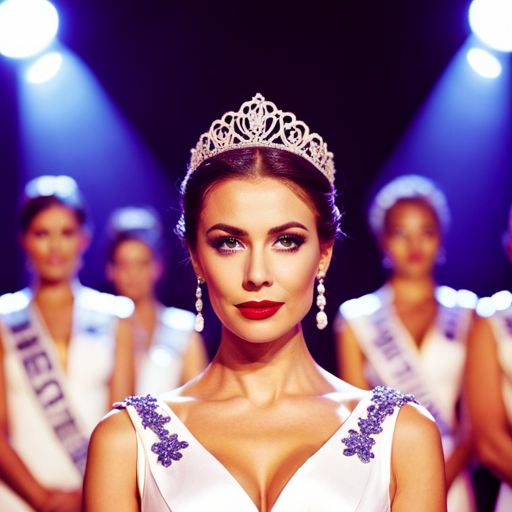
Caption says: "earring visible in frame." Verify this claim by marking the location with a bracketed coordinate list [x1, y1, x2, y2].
[381, 254, 393, 269]
[316, 274, 328, 330]
[194, 277, 204, 333]
[436, 247, 446, 266]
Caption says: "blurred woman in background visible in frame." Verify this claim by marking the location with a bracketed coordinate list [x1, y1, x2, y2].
[0, 175, 134, 512]
[467, 204, 512, 512]
[335, 175, 476, 512]
[106, 206, 208, 395]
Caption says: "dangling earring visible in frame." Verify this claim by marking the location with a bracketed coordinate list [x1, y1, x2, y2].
[316, 274, 328, 330]
[194, 277, 204, 333]
[381, 254, 393, 269]
[436, 247, 446, 266]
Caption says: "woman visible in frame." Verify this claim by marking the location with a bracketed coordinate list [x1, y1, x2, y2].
[466, 205, 512, 512]
[335, 175, 476, 512]
[84, 94, 446, 512]
[105, 206, 208, 395]
[0, 175, 134, 512]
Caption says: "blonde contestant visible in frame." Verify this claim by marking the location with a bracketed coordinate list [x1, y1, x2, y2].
[84, 95, 446, 512]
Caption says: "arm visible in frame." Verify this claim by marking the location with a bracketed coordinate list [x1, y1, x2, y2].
[335, 316, 371, 389]
[83, 410, 139, 512]
[466, 315, 512, 485]
[109, 317, 135, 405]
[0, 331, 81, 512]
[180, 331, 209, 385]
[390, 403, 447, 512]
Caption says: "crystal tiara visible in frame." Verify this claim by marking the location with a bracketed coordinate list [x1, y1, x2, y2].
[189, 93, 336, 183]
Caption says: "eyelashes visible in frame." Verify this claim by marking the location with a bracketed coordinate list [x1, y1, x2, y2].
[208, 233, 306, 255]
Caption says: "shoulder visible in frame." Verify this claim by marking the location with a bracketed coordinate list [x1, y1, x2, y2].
[160, 307, 195, 331]
[338, 291, 382, 320]
[435, 285, 478, 310]
[76, 286, 134, 319]
[89, 407, 137, 459]
[476, 290, 512, 319]
[0, 288, 31, 317]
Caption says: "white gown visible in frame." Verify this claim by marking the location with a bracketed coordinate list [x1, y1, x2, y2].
[482, 291, 512, 512]
[0, 284, 133, 512]
[337, 285, 477, 512]
[136, 306, 198, 396]
[117, 387, 418, 512]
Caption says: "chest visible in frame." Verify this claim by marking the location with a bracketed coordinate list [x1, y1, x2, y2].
[394, 300, 437, 348]
[178, 400, 349, 511]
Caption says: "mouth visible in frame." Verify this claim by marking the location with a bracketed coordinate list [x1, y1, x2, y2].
[235, 300, 284, 320]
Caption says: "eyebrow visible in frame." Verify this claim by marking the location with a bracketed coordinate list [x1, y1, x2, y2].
[206, 221, 309, 236]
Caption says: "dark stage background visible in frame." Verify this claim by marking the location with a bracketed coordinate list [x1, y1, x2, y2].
[0, 0, 511, 370]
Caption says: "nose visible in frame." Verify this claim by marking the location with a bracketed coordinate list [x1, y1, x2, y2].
[243, 246, 273, 291]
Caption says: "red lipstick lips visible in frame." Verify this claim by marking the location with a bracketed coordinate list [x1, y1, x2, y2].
[235, 300, 284, 320]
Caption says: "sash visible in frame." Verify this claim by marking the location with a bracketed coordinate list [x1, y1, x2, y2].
[2, 302, 90, 476]
[345, 288, 465, 441]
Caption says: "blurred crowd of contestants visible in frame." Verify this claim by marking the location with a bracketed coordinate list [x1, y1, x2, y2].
[0, 173, 510, 511]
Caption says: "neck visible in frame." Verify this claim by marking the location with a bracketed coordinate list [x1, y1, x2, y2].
[205, 325, 326, 407]
[31, 278, 75, 303]
[389, 274, 437, 303]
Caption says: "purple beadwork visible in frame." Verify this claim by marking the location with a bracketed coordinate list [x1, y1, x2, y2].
[341, 386, 418, 464]
[115, 395, 189, 468]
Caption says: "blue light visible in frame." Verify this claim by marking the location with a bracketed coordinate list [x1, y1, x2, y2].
[467, 47, 502, 78]
[0, 0, 58, 58]
[26, 51, 62, 83]
[469, 0, 512, 52]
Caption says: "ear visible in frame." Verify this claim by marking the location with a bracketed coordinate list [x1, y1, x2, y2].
[79, 229, 91, 253]
[187, 244, 205, 281]
[105, 262, 114, 282]
[318, 242, 334, 276]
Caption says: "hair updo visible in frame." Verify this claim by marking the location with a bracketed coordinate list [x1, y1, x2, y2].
[367, 174, 450, 238]
[19, 175, 90, 233]
[175, 147, 342, 252]
[106, 206, 164, 263]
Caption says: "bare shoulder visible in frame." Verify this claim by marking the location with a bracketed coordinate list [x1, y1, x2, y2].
[393, 402, 440, 448]
[89, 408, 137, 455]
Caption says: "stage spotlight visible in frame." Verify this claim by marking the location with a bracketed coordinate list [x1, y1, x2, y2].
[0, 0, 59, 59]
[467, 47, 502, 78]
[469, 0, 512, 52]
[26, 51, 62, 83]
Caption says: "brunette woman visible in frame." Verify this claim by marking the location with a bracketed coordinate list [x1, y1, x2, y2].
[335, 175, 476, 512]
[84, 95, 446, 512]
[106, 206, 208, 395]
[466, 204, 512, 512]
[0, 175, 134, 512]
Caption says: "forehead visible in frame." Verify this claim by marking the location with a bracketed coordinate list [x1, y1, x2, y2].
[200, 177, 317, 230]
[113, 239, 153, 260]
[29, 204, 81, 227]
[385, 199, 439, 225]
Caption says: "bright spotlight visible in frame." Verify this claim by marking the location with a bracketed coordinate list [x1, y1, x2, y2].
[26, 51, 62, 83]
[467, 47, 502, 78]
[0, 0, 59, 58]
[469, 0, 512, 52]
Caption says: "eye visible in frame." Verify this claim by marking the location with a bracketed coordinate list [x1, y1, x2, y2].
[274, 234, 306, 252]
[209, 236, 244, 254]
[33, 230, 48, 238]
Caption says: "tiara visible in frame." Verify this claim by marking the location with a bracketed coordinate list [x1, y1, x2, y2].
[189, 93, 336, 183]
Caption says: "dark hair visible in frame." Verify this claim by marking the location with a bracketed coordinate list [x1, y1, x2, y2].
[175, 147, 342, 251]
[106, 206, 164, 263]
[19, 175, 89, 233]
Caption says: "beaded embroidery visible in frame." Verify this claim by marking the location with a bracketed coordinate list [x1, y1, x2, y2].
[115, 395, 189, 468]
[341, 386, 418, 464]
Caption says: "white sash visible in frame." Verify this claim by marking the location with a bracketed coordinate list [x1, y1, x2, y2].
[343, 286, 474, 442]
[2, 301, 90, 476]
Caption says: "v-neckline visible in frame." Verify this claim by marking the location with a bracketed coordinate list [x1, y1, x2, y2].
[379, 285, 440, 354]
[157, 394, 370, 512]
